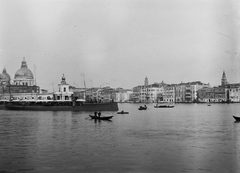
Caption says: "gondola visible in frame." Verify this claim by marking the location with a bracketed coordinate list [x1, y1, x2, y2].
[233, 116, 240, 121]
[89, 114, 113, 120]
[117, 111, 129, 114]
[138, 106, 147, 110]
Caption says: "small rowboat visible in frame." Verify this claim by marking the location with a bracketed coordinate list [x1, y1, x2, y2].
[117, 111, 129, 114]
[138, 106, 147, 110]
[233, 116, 240, 121]
[89, 114, 113, 120]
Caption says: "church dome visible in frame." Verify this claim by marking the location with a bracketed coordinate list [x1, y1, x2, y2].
[14, 58, 34, 80]
[0, 67, 11, 83]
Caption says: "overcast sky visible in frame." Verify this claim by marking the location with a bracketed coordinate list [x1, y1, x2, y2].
[0, 0, 239, 91]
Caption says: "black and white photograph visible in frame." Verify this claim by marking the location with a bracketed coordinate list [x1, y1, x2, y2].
[0, 0, 240, 172]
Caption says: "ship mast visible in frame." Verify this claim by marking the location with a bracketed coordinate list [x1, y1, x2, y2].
[34, 65, 37, 86]
[81, 73, 86, 100]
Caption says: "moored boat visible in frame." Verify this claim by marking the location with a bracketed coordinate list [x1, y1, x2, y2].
[0, 100, 8, 110]
[154, 104, 174, 108]
[89, 114, 113, 120]
[4, 100, 118, 111]
[117, 110, 129, 114]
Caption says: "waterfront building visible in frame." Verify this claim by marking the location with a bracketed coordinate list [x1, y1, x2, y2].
[132, 80, 166, 103]
[147, 83, 165, 103]
[0, 58, 40, 101]
[197, 86, 226, 103]
[139, 83, 163, 103]
[163, 84, 176, 103]
[115, 88, 133, 102]
[197, 87, 210, 102]
[197, 71, 240, 103]
[213, 86, 226, 102]
[175, 82, 187, 102]
[132, 86, 141, 102]
[225, 83, 240, 102]
[53, 74, 73, 101]
[187, 81, 210, 102]
[96, 86, 116, 102]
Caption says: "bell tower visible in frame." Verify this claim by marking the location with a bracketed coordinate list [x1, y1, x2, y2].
[221, 70, 228, 86]
[144, 76, 148, 86]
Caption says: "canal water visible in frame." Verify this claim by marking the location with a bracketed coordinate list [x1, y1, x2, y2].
[0, 103, 240, 173]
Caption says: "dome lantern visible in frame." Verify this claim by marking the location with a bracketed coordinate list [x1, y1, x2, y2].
[21, 57, 27, 68]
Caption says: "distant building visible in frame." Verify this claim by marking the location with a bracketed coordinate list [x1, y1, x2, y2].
[197, 71, 240, 103]
[132, 86, 141, 102]
[225, 83, 240, 102]
[163, 84, 176, 103]
[53, 74, 73, 101]
[175, 82, 187, 102]
[0, 58, 40, 101]
[115, 88, 133, 102]
[0, 67, 11, 85]
[221, 70, 228, 86]
[133, 79, 166, 103]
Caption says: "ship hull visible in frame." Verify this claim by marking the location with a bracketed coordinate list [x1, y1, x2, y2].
[5, 102, 119, 111]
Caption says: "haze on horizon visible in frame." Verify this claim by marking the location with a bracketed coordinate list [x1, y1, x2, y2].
[0, 0, 239, 91]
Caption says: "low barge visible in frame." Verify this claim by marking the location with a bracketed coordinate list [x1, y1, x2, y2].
[4, 100, 118, 111]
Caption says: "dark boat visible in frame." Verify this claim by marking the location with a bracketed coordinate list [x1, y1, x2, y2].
[233, 116, 240, 121]
[4, 100, 119, 111]
[89, 114, 113, 120]
[154, 104, 174, 108]
[0, 101, 7, 110]
[138, 105, 147, 110]
[117, 111, 129, 114]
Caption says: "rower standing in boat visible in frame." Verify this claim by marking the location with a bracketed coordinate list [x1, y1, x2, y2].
[94, 111, 98, 117]
[98, 111, 101, 117]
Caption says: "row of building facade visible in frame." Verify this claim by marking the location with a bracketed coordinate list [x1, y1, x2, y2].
[1, 58, 240, 103]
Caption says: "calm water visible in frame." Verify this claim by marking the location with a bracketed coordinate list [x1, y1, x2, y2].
[0, 103, 240, 173]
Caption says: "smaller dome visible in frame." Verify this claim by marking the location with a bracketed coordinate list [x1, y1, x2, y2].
[0, 67, 11, 83]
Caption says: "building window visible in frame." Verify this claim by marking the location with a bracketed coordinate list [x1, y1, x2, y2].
[64, 87, 66, 92]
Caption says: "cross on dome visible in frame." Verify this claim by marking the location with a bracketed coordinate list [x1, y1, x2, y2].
[21, 57, 28, 68]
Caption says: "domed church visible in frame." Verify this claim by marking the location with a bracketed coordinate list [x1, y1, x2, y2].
[0, 67, 11, 85]
[0, 58, 40, 101]
[14, 57, 35, 86]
